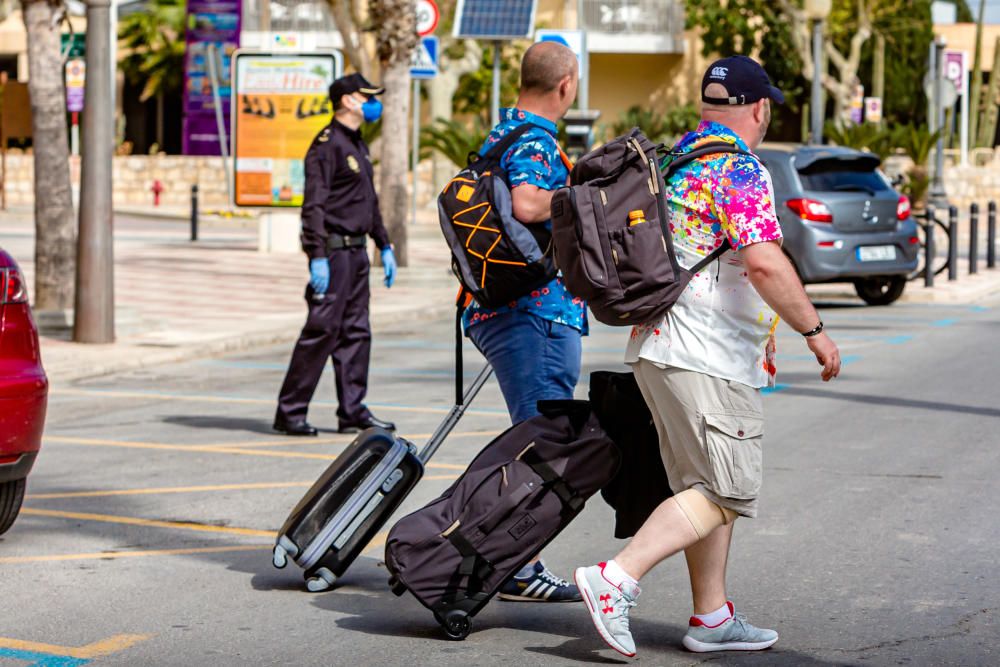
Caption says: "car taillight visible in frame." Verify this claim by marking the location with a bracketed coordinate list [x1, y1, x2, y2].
[786, 198, 833, 223]
[897, 195, 911, 221]
[2, 268, 28, 304]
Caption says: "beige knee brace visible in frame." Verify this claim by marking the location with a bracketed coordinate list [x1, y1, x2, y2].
[673, 489, 737, 539]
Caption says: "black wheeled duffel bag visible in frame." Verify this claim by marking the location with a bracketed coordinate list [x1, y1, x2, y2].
[384, 400, 620, 639]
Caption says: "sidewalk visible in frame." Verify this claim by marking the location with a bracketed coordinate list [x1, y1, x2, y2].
[0, 208, 456, 384]
[3, 206, 999, 384]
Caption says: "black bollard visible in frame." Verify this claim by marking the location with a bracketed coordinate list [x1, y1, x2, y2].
[948, 205, 958, 281]
[190, 184, 199, 242]
[925, 205, 936, 288]
[969, 203, 979, 275]
[989, 201, 997, 269]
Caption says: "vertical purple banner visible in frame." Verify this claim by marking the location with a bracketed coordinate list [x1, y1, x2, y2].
[182, 1, 241, 156]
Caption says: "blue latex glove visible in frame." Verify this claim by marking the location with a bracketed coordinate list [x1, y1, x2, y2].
[381, 247, 397, 288]
[309, 258, 330, 294]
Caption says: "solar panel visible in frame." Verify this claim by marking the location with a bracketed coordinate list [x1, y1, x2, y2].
[454, 0, 537, 40]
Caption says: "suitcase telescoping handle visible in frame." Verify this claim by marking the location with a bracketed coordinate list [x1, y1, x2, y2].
[417, 290, 493, 465]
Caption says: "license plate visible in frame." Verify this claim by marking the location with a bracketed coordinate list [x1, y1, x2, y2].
[857, 245, 896, 262]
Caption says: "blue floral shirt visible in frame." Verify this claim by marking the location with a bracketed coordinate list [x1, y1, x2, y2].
[463, 108, 588, 334]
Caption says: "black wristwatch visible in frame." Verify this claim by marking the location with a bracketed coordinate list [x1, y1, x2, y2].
[801, 321, 824, 338]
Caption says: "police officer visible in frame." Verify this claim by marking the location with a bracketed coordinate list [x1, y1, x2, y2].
[274, 73, 398, 436]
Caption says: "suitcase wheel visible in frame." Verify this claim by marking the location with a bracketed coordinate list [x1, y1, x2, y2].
[440, 610, 472, 641]
[305, 567, 337, 593]
[272, 545, 289, 569]
[387, 576, 406, 597]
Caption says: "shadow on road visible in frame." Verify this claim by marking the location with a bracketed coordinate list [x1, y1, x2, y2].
[783, 386, 1000, 418]
[161, 415, 278, 434]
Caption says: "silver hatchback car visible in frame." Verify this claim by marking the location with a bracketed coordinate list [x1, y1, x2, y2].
[756, 145, 920, 305]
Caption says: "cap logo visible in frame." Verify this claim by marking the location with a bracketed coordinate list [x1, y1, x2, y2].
[710, 66, 728, 80]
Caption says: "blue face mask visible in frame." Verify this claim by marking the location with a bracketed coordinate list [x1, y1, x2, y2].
[361, 98, 383, 123]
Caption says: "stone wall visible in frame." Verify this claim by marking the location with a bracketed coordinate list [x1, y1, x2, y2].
[942, 149, 1000, 210]
[1, 152, 233, 209]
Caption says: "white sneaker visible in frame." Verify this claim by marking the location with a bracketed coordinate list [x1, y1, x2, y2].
[574, 563, 640, 657]
[682, 601, 778, 652]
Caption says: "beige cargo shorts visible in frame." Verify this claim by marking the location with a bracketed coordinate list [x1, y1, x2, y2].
[632, 359, 764, 518]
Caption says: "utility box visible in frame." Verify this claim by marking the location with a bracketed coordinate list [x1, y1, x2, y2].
[563, 109, 601, 161]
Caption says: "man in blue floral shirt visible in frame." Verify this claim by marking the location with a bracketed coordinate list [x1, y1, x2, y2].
[464, 41, 586, 603]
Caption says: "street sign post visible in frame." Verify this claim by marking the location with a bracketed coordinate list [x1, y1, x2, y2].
[65, 58, 85, 156]
[943, 49, 969, 166]
[409, 36, 439, 226]
[863, 96, 882, 124]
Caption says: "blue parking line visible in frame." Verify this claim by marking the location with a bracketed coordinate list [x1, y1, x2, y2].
[931, 318, 957, 327]
[762, 384, 789, 394]
[0, 648, 89, 667]
[885, 335, 913, 344]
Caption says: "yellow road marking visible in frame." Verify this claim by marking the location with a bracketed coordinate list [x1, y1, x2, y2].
[0, 633, 151, 659]
[231, 430, 502, 449]
[50, 387, 507, 418]
[21, 508, 275, 537]
[44, 435, 469, 470]
[0, 544, 265, 565]
[27, 475, 460, 500]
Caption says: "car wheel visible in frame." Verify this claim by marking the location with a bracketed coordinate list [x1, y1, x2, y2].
[0, 478, 26, 536]
[854, 276, 907, 306]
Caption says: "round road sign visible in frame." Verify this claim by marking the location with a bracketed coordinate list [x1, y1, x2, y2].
[416, 0, 439, 37]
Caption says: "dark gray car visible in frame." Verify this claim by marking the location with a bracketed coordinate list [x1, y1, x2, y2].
[756, 144, 920, 305]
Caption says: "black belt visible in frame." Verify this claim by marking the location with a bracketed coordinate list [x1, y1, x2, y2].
[326, 234, 367, 251]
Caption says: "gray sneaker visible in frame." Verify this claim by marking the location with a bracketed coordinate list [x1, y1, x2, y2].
[682, 602, 778, 652]
[574, 563, 640, 657]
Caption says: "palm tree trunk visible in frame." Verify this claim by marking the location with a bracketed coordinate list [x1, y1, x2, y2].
[23, 0, 76, 314]
[370, 0, 417, 266]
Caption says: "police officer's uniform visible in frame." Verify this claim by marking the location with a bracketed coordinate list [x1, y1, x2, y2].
[274, 74, 395, 436]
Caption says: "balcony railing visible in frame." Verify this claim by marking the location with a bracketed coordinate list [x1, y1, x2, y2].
[580, 0, 685, 53]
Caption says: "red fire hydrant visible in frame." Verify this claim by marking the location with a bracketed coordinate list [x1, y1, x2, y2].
[151, 180, 164, 206]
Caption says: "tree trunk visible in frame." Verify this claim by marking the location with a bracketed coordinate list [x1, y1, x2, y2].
[428, 41, 482, 192]
[24, 0, 76, 314]
[379, 61, 412, 265]
[370, 0, 417, 266]
[156, 92, 164, 149]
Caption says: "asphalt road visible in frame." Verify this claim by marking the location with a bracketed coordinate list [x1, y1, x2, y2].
[2, 296, 999, 666]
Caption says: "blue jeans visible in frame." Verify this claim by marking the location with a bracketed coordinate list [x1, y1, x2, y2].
[468, 310, 582, 423]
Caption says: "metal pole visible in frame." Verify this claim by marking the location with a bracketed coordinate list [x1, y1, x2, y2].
[74, 0, 115, 343]
[969, 202, 979, 274]
[190, 184, 199, 242]
[206, 44, 234, 207]
[947, 205, 958, 281]
[410, 78, 420, 226]
[491, 41, 502, 128]
[810, 19, 823, 145]
[988, 201, 996, 269]
[930, 38, 948, 205]
[925, 205, 936, 288]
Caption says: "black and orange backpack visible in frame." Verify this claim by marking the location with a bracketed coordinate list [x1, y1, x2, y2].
[438, 124, 558, 309]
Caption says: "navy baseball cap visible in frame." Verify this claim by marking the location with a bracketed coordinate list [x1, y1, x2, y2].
[701, 56, 784, 106]
[329, 73, 384, 101]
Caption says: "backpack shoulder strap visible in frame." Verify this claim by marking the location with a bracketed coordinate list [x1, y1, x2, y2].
[664, 141, 756, 178]
[664, 142, 758, 274]
[479, 123, 534, 162]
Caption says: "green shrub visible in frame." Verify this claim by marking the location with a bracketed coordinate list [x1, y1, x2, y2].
[420, 117, 489, 170]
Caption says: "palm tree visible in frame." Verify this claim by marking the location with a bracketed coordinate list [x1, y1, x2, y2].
[21, 0, 75, 314]
[118, 0, 186, 150]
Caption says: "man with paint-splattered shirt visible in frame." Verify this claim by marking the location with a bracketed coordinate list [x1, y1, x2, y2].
[575, 56, 842, 658]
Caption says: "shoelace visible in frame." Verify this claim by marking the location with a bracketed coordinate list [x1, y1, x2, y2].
[538, 569, 570, 588]
[614, 592, 637, 631]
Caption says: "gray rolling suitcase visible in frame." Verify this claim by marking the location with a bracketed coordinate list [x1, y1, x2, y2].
[271, 301, 490, 592]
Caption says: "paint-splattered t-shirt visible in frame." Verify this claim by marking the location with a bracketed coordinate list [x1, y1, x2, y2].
[463, 108, 588, 334]
[625, 121, 782, 388]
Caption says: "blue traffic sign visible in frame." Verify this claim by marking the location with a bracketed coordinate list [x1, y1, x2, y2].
[410, 36, 439, 80]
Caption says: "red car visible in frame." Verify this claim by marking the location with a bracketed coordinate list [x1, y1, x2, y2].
[0, 249, 47, 535]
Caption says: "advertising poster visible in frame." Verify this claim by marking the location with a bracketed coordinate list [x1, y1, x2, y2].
[232, 52, 342, 207]
[182, 0, 241, 155]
